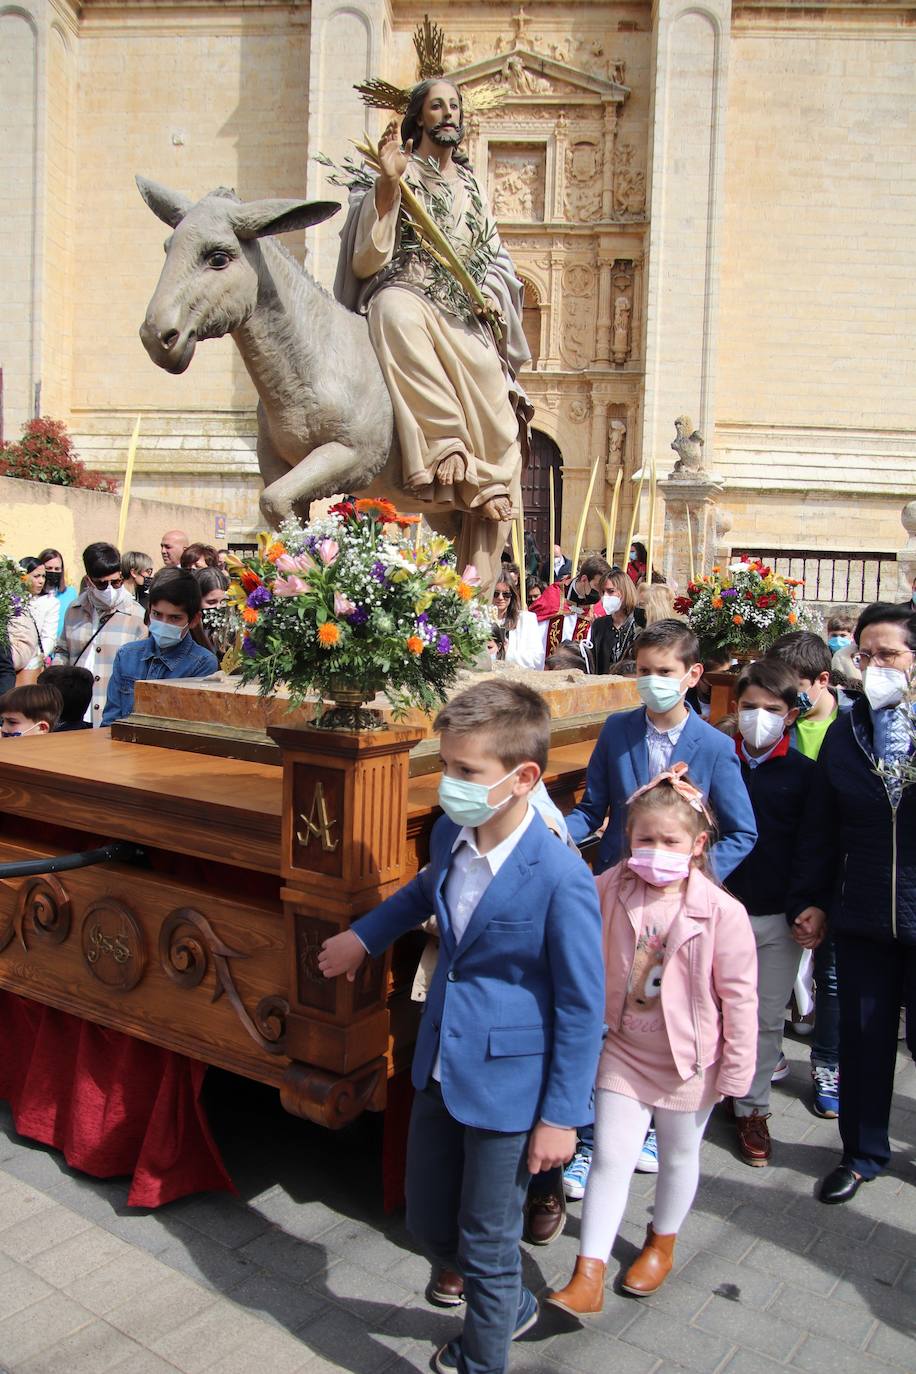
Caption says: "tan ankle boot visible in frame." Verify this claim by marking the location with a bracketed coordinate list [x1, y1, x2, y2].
[620, 1225, 676, 1295]
[545, 1256, 606, 1317]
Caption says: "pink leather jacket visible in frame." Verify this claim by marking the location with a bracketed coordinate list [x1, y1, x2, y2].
[596, 864, 759, 1099]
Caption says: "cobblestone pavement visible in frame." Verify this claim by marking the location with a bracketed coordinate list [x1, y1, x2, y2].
[0, 1031, 913, 1374]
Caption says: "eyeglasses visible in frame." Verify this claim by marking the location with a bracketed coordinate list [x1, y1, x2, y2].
[90, 575, 123, 590]
[493, 590, 511, 601]
[852, 648, 914, 669]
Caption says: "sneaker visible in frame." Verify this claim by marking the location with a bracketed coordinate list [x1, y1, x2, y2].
[812, 1064, 840, 1118]
[563, 1149, 592, 1200]
[735, 1110, 771, 1166]
[636, 1129, 659, 1174]
[771, 1053, 790, 1083]
[433, 1291, 539, 1370]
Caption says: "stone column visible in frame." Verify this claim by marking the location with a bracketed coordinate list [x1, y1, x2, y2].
[897, 501, 916, 601]
[306, 0, 393, 287]
[659, 474, 725, 592]
[639, 0, 731, 478]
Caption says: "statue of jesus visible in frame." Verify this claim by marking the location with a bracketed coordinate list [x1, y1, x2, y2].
[334, 78, 531, 588]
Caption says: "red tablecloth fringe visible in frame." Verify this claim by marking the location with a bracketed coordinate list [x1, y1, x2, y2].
[0, 989, 235, 1208]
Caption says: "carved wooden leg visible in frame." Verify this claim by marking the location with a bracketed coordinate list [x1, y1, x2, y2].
[280, 1056, 387, 1129]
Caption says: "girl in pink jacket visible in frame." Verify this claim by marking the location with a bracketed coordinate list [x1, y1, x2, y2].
[547, 764, 758, 1316]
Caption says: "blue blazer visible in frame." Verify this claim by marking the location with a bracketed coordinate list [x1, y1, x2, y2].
[352, 811, 605, 1133]
[566, 706, 757, 879]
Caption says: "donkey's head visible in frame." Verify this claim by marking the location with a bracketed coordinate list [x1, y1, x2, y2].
[137, 176, 340, 373]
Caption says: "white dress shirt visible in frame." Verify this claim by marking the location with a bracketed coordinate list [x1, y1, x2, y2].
[433, 804, 536, 1080]
[646, 714, 688, 777]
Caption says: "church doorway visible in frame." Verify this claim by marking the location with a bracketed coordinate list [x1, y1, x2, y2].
[522, 429, 563, 571]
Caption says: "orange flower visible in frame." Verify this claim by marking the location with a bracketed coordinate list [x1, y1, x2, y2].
[406, 635, 424, 655]
[317, 621, 341, 648]
[265, 542, 287, 563]
[356, 497, 399, 522]
[732, 614, 744, 626]
[711, 596, 723, 609]
[242, 606, 259, 625]
[392, 512, 421, 526]
[456, 582, 473, 601]
[711, 566, 721, 574]
[787, 611, 797, 624]
[240, 569, 262, 593]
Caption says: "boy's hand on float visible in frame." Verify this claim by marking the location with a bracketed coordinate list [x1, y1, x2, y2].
[528, 1123, 576, 1173]
[792, 906, 826, 949]
[318, 930, 367, 981]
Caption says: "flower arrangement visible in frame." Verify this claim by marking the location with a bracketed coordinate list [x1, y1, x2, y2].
[226, 498, 492, 722]
[0, 548, 30, 648]
[673, 555, 812, 656]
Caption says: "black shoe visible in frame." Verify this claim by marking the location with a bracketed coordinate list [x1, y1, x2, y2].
[818, 1165, 868, 1204]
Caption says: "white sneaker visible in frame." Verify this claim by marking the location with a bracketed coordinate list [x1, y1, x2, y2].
[636, 1128, 659, 1174]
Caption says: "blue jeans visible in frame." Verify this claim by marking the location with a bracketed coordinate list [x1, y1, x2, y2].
[811, 934, 840, 1068]
[406, 1082, 533, 1374]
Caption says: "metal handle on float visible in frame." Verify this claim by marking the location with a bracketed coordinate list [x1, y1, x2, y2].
[0, 841, 146, 879]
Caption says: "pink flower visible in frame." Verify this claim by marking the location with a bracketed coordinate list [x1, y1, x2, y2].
[275, 552, 313, 575]
[333, 591, 356, 616]
[317, 539, 339, 566]
[461, 564, 481, 587]
[273, 575, 309, 597]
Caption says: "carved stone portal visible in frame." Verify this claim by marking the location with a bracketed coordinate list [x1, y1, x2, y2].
[490, 146, 546, 221]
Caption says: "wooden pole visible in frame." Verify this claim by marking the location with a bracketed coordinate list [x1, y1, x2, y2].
[623, 464, 647, 577]
[685, 505, 695, 583]
[548, 466, 556, 584]
[511, 519, 522, 570]
[645, 452, 658, 582]
[117, 416, 141, 551]
[606, 467, 623, 569]
[571, 451, 602, 576]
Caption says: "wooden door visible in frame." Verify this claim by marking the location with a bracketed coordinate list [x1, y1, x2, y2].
[521, 429, 563, 575]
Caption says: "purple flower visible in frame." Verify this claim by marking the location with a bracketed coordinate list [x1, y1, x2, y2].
[370, 560, 387, 583]
[247, 585, 272, 608]
[436, 633, 452, 655]
[242, 635, 258, 658]
[722, 588, 739, 599]
[346, 605, 369, 625]
[417, 612, 429, 625]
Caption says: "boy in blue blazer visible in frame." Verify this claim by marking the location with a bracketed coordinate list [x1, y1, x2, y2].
[567, 620, 757, 878]
[320, 681, 605, 1374]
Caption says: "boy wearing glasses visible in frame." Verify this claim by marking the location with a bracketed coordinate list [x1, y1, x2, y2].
[789, 602, 916, 1205]
[52, 542, 147, 725]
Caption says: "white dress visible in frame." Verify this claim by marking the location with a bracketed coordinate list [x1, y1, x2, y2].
[501, 609, 546, 671]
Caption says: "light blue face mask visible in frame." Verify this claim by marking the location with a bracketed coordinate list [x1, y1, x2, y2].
[636, 671, 689, 714]
[438, 766, 521, 828]
[827, 635, 850, 654]
[148, 618, 187, 650]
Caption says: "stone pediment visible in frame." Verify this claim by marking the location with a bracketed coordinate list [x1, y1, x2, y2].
[451, 49, 629, 107]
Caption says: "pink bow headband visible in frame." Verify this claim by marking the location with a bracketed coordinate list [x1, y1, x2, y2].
[627, 761, 713, 823]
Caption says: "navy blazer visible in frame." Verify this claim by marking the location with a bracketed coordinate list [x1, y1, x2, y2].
[566, 706, 758, 879]
[352, 811, 605, 1133]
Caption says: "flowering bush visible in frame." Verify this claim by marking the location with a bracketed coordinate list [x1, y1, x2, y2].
[227, 498, 492, 719]
[0, 417, 119, 493]
[673, 555, 813, 656]
[0, 550, 30, 648]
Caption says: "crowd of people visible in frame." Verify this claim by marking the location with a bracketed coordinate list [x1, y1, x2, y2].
[0, 529, 232, 726]
[318, 586, 915, 1373]
[1, 523, 913, 1374]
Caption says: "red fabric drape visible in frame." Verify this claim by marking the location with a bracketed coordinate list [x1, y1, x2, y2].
[0, 989, 235, 1207]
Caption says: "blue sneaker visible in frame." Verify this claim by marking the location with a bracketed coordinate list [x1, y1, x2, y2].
[812, 1065, 839, 1118]
[562, 1148, 592, 1200]
[636, 1128, 659, 1174]
[433, 1292, 538, 1371]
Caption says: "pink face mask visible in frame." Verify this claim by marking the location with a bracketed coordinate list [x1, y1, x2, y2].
[627, 848, 692, 887]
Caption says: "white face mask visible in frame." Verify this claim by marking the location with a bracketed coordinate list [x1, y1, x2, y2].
[738, 708, 786, 752]
[602, 593, 622, 615]
[863, 666, 909, 713]
[89, 583, 117, 609]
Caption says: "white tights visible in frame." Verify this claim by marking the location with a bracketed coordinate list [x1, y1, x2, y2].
[579, 1090, 714, 1262]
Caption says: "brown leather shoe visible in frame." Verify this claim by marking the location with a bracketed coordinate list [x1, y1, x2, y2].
[735, 1109, 771, 1166]
[523, 1189, 566, 1245]
[426, 1267, 465, 1307]
[545, 1256, 606, 1317]
[620, 1225, 676, 1295]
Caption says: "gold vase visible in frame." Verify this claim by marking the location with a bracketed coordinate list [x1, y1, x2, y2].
[315, 679, 384, 731]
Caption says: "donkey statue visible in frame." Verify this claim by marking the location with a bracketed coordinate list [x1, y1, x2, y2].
[137, 177, 408, 529]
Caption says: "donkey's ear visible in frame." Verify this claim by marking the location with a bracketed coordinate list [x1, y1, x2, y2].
[231, 199, 341, 241]
[136, 176, 194, 228]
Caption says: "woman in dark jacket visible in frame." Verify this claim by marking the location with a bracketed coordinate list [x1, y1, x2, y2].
[789, 603, 916, 1204]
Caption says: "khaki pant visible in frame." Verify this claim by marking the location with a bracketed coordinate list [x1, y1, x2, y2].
[734, 913, 801, 1117]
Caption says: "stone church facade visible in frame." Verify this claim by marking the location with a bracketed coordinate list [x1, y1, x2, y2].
[2, 0, 914, 593]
